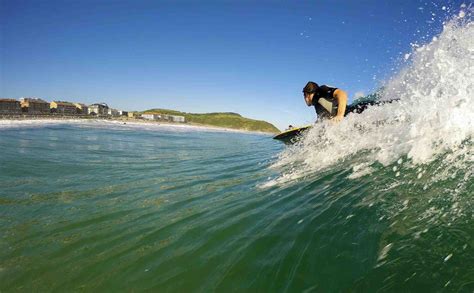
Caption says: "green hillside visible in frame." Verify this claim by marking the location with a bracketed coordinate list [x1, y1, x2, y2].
[142, 109, 280, 133]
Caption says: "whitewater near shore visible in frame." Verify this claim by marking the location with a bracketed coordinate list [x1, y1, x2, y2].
[0, 118, 274, 135]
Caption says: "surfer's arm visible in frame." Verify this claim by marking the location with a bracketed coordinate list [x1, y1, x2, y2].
[332, 89, 348, 122]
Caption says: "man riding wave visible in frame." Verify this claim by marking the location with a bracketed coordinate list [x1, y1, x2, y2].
[302, 81, 392, 122]
[302, 81, 348, 122]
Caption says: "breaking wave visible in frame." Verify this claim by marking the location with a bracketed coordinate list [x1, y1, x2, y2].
[261, 12, 473, 288]
[268, 8, 473, 187]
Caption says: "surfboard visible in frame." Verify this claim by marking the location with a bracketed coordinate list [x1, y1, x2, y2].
[273, 125, 312, 144]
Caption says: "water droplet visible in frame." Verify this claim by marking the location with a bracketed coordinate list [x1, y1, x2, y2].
[378, 243, 393, 261]
[444, 253, 453, 262]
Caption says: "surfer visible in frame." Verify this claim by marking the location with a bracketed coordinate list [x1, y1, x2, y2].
[303, 81, 393, 121]
[274, 82, 400, 143]
[303, 81, 348, 122]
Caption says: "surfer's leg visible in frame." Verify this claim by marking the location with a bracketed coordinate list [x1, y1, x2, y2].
[345, 101, 378, 116]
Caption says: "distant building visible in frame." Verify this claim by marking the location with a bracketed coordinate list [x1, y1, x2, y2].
[0, 98, 21, 114]
[141, 114, 159, 120]
[88, 103, 109, 115]
[156, 114, 184, 122]
[119, 110, 128, 116]
[74, 103, 89, 115]
[127, 112, 140, 118]
[50, 101, 77, 114]
[20, 98, 50, 114]
[141, 113, 185, 122]
[107, 108, 120, 117]
[169, 115, 185, 123]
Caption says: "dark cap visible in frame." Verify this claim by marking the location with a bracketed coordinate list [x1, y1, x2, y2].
[303, 81, 319, 93]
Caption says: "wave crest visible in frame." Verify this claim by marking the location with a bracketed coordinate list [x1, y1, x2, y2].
[269, 10, 473, 187]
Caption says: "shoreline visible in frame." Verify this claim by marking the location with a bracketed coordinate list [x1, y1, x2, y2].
[0, 116, 276, 135]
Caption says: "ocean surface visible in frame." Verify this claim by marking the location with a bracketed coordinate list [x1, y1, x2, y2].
[1, 10, 473, 293]
[0, 119, 472, 292]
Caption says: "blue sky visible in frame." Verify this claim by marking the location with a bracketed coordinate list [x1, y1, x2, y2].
[0, 0, 465, 130]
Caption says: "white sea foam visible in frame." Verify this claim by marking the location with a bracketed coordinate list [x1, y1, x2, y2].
[268, 9, 473, 187]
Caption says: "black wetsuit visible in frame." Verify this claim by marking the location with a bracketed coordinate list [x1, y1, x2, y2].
[312, 85, 393, 119]
[311, 85, 339, 119]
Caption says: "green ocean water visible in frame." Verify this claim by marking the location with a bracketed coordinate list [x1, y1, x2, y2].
[0, 122, 472, 292]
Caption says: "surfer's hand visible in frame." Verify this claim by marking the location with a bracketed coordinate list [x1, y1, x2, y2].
[331, 116, 344, 123]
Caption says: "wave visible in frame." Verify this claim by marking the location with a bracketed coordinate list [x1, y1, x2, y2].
[257, 9, 473, 288]
[268, 8, 473, 188]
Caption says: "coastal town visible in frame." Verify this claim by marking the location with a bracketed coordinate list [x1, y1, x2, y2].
[0, 97, 186, 123]
[0, 97, 281, 133]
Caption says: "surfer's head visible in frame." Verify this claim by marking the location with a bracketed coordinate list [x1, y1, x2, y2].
[303, 81, 318, 106]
